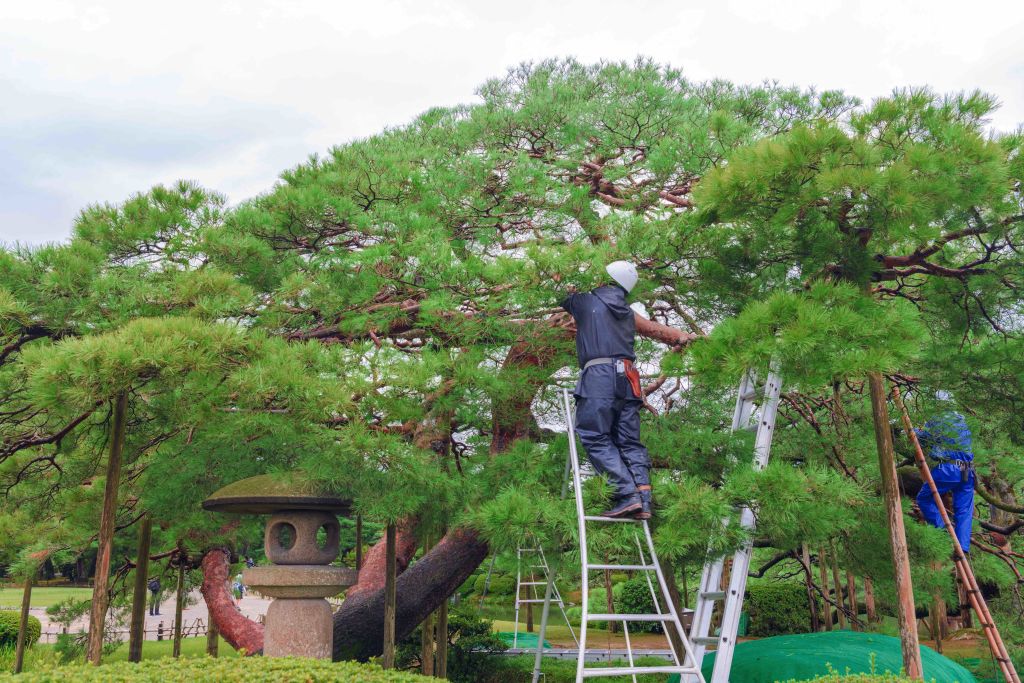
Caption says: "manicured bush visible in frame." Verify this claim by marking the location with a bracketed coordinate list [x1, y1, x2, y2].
[615, 577, 661, 633]
[0, 610, 41, 648]
[472, 573, 515, 596]
[0, 656, 426, 682]
[397, 607, 506, 683]
[745, 582, 815, 636]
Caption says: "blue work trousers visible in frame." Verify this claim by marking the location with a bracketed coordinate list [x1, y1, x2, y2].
[916, 462, 975, 552]
[575, 396, 651, 501]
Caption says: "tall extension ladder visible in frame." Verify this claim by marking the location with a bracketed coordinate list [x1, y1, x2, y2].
[688, 368, 783, 683]
[558, 388, 706, 682]
[894, 387, 1020, 683]
[514, 544, 578, 648]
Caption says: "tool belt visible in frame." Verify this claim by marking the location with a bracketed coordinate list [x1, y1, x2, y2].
[583, 357, 642, 399]
[930, 455, 975, 483]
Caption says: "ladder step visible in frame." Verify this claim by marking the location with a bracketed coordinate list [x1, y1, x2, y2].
[517, 599, 551, 604]
[699, 591, 727, 600]
[587, 613, 673, 622]
[587, 563, 656, 572]
[692, 636, 719, 646]
[583, 665, 701, 678]
[520, 582, 548, 586]
[583, 515, 641, 523]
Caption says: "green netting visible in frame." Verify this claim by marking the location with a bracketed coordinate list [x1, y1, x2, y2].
[670, 631, 977, 683]
[498, 632, 551, 649]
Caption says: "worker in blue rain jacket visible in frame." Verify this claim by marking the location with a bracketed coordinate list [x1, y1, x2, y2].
[915, 390, 976, 552]
[560, 261, 652, 519]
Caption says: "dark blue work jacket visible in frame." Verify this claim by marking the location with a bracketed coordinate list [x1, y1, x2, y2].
[561, 285, 637, 398]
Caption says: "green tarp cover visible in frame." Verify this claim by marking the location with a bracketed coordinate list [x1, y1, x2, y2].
[498, 632, 551, 649]
[681, 631, 977, 682]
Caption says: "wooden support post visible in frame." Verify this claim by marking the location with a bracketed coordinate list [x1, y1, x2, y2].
[172, 560, 185, 657]
[846, 571, 860, 632]
[830, 544, 847, 630]
[864, 576, 877, 624]
[207, 616, 219, 657]
[867, 373, 923, 680]
[436, 596, 448, 679]
[420, 609, 435, 675]
[818, 547, 833, 631]
[14, 571, 34, 673]
[355, 515, 363, 570]
[802, 544, 820, 632]
[87, 391, 128, 666]
[128, 515, 152, 662]
[381, 522, 397, 669]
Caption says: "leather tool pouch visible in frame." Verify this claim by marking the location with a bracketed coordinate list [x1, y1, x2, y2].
[622, 359, 642, 399]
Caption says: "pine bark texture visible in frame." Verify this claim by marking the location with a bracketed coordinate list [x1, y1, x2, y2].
[801, 544, 820, 632]
[867, 372, 923, 679]
[818, 547, 833, 631]
[173, 561, 185, 658]
[846, 571, 859, 632]
[128, 515, 152, 662]
[864, 576, 878, 624]
[830, 545, 847, 630]
[199, 548, 264, 654]
[86, 391, 128, 665]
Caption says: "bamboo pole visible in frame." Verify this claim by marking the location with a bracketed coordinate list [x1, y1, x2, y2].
[128, 515, 152, 662]
[14, 571, 34, 673]
[381, 522, 397, 669]
[172, 561, 185, 657]
[87, 391, 129, 665]
[894, 388, 1019, 683]
[867, 373, 923, 680]
[818, 547, 833, 631]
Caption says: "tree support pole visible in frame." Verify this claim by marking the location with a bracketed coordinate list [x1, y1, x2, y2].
[87, 391, 128, 665]
[14, 570, 34, 673]
[829, 543, 847, 630]
[864, 576, 877, 624]
[867, 373, 923, 680]
[355, 515, 363, 571]
[420, 536, 435, 676]
[128, 514, 152, 662]
[381, 522, 397, 669]
[846, 571, 860, 632]
[894, 387, 1019, 683]
[801, 544, 820, 631]
[435, 595, 448, 679]
[173, 560, 185, 657]
[207, 616, 219, 657]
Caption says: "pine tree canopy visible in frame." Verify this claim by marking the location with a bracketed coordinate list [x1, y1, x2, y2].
[1, 59, 1022, 625]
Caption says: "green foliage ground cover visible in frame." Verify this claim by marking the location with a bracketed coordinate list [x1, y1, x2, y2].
[0, 656, 424, 682]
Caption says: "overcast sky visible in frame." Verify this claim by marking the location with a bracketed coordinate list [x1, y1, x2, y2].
[2, 0, 1022, 246]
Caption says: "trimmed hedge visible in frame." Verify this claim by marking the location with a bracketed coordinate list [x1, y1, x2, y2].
[745, 582, 815, 636]
[0, 610, 41, 648]
[0, 656, 426, 682]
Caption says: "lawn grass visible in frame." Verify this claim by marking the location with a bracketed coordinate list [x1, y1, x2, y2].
[0, 587, 91, 609]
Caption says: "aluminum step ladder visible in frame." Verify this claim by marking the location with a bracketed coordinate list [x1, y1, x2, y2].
[514, 544, 578, 648]
[688, 368, 782, 683]
[555, 388, 706, 682]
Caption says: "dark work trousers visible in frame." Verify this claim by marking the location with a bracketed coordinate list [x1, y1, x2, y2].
[574, 366, 651, 501]
[917, 462, 975, 552]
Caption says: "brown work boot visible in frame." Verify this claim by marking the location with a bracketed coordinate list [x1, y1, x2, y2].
[602, 495, 642, 519]
[634, 486, 653, 520]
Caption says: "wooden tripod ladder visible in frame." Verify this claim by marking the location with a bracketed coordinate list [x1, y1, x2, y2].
[893, 387, 1020, 683]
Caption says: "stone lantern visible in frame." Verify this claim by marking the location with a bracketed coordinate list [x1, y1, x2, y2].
[203, 474, 357, 658]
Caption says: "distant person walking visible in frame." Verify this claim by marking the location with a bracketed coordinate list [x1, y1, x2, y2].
[147, 577, 162, 616]
[232, 573, 246, 605]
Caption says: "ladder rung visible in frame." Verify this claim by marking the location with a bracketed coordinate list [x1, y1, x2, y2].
[692, 636, 719, 646]
[583, 665, 701, 678]
[739, 390, 757, 401]
[700, 591, 726, 600]
[587, 563, 655, 572]
[583, 515, 641, 523]
[517, 599, 550, 604]
[520, 581, 547, 586]
[587, 613, 673, 622]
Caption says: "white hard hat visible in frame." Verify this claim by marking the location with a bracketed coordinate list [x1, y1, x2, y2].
[935, 390, 953, 402]
[605, 260, 638, 293]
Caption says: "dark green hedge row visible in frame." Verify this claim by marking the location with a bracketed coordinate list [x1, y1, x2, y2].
[0, 656, 426, 682]
[0, 610, 41, 648]
[746, 582, 817, 636]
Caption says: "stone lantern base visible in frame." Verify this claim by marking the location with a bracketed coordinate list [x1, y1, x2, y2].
[244, 565, 357, 658]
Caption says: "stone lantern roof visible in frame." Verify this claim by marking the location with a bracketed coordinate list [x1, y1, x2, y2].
[202, 474, 351, 515]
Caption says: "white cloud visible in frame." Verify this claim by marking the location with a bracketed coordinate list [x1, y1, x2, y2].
[1, 0, 1022, 245]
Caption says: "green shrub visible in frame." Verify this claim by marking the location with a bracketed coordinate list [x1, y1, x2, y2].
[745, 582, 815, 636]
[0, 610, 41, 648]
[472, 573, 515, 596]
[397, 607, 506, 683]
[615, 577, 660, 633]
[0, 656, 426, 682]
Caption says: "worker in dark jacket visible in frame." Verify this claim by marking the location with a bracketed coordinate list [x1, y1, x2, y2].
[561, 261, 652, 519]
[915, 390, 976, 552]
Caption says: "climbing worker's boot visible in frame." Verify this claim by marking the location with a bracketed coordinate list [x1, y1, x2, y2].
[602, 495, 642, 519]
[635, 486, 653, 520]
